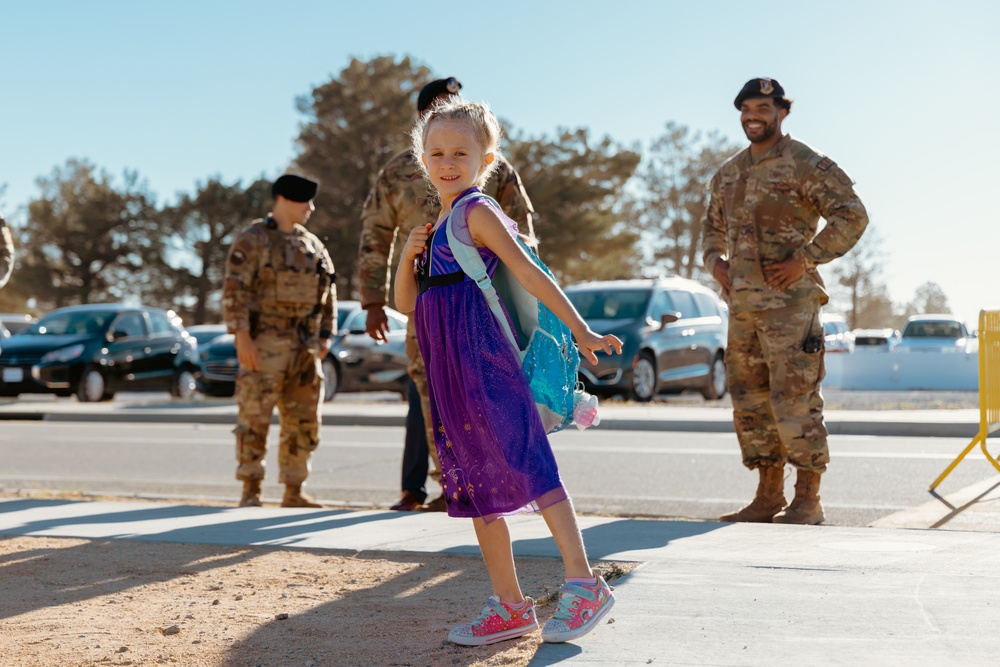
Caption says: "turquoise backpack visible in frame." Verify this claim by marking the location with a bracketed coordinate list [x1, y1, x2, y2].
[446, 193, 580, 433]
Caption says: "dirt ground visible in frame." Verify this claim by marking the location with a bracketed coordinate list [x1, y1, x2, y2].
[1, 513, 633, 667]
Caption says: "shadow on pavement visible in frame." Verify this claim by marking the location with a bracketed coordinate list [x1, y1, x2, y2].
[929, 479, 1000, 528]
[514, 518, 721, 561]
[141, 507, 416, 548]
[0, 499, 417, 550]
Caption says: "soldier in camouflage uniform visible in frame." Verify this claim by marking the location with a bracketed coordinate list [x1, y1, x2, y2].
[358, 77, 534, 512]
[702, 78, 869, 525]
[223, 174, 337, 508]
[0, 212, 13, 289]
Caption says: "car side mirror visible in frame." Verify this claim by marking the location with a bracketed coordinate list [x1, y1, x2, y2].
[112, 329, 129, 340]
[660, 312, 681, 326]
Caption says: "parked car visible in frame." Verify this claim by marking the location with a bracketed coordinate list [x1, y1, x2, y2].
[196, 333, 238, 396]
[186, 323, 228, 348]
[325, 301, 409, 400]
[894, 314, 976, 353]
[564, 277, 728, 402]
[0, 313, 37, 335]
[0, 304, 199, 401]
[852, 328, 899, 352]
[821, 313, 855, 354]
[195, 301, 410, 401]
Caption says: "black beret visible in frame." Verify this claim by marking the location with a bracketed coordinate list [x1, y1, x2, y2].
[734, 77, 791, 110]
[272, 174, 318, 202]
[417, 77, 462, 112]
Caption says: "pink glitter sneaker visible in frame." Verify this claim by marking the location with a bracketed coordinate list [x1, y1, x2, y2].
[447, 596, 538, 646]
[541, 575, 615, 643]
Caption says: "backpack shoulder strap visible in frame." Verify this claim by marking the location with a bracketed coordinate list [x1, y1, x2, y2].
[445, 193, 520, 355]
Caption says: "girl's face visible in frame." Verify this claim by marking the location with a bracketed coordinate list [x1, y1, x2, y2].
[421, 120, 493, 202]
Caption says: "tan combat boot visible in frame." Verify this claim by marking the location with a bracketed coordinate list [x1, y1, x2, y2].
[719, 465, 786, 522]
[281, 485, 323, 508]
[772, 470, 825, 525]
[239, 479, 262, 507]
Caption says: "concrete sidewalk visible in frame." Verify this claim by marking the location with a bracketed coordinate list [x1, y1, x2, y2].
[0, 394, 983, 438]
[1, 496, 998, 665]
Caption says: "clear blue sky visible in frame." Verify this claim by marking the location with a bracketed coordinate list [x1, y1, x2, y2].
[2, 0, 997, 327]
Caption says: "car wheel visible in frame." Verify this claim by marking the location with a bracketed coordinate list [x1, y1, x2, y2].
[630, 352, 656, 402]
[701, 353, 728, 400]
[77, 367, 112, 402]
[322, 359, 340, 402]
[171, 368, 197, 399]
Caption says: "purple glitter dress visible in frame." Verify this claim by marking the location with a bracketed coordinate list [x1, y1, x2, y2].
[414, 188, 567, 522]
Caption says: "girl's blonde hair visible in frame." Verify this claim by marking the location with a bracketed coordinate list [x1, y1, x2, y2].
[410, 98, 503, 188]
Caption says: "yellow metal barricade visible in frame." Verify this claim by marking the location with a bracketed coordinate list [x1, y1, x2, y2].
[929, 309, 1000, 491]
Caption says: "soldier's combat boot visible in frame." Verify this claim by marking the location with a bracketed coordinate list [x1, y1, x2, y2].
[719, 465, 786, 522]
[773, 470, 825, 525]
[239, 479, 262, 507]
[281, 485, 323, 508]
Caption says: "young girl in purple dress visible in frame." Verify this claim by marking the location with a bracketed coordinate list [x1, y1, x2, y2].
[394, 99, 624, 647]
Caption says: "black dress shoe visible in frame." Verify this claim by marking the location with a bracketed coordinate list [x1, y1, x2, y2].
[390, 491, 425, 511]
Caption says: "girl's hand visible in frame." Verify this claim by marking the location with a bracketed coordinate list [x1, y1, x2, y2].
[401, 223, 433, 262]
[576, 329, 623, 365]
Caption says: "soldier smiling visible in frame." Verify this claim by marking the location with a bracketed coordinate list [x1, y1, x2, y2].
[702, 78, 869, 525]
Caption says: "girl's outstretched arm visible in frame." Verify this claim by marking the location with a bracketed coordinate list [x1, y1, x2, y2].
[467, 206, 622, 365]
[393, 223, 432, 313]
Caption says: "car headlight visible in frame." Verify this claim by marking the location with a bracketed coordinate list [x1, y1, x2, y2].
[41, 343, 85, 364]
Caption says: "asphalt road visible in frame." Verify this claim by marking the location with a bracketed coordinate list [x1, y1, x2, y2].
[1, 421, 994, 527]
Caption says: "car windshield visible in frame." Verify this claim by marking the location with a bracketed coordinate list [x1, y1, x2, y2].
[189, 328, 226, 345]
[903, 321, 962, 339]
[856, 336, 887, 345]
[26, 311, 115, 336]
[337, 308, 358, 331]
[567, 289, 651, 321]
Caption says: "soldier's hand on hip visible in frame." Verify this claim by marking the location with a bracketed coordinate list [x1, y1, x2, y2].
[365, 306, 389, 343]
[764, 256, 806, 292]
[235, 330, 261, 371]
[712, 259, 732, 293]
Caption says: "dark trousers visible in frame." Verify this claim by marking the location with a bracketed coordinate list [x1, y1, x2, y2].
[401, 378, 430, 501]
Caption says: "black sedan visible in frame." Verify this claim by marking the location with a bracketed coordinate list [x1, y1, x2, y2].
[195, 301, 410, 401]
[0, 304, 200, 402]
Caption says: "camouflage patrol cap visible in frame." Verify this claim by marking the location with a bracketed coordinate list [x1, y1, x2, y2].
[417, 77, 462, 112]
[272, 174, 318, 202]
[734, 77, 792, 110]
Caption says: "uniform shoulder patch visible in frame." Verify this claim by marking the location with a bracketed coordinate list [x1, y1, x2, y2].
[816, 156, 836, 172]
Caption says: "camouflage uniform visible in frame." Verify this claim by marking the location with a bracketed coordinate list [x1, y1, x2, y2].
[223, 217, 336, 486]
[358, 150, 534, 475]
[702, 134, 868, 472]
[0, 213, 13, 289]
